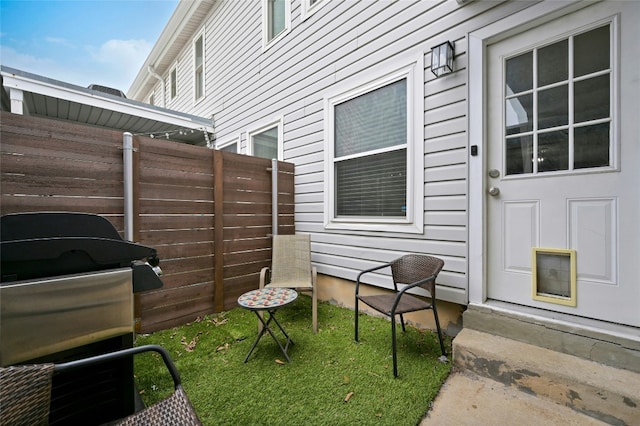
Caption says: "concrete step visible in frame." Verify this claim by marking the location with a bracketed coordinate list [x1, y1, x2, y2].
[422, 370, 606, 426]
[452, 328, 640, 425]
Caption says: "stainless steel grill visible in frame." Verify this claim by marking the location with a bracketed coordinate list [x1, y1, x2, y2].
[0, 212, 164, 424]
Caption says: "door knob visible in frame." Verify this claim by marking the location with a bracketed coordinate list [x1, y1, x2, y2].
[488, 187, 500, 196]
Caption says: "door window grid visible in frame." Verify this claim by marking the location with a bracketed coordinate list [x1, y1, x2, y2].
[504, 24, 612, 176]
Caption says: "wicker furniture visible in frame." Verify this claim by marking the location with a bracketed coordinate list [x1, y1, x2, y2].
[0, 345, 201, 425]
[238, 287, 298, 362]
[259, 234, 318, 333]
[354, 254, 446, 377]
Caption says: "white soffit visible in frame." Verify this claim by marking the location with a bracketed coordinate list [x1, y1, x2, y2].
[1, 66, 214, 145]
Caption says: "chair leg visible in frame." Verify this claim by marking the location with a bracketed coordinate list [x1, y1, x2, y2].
[391, 315, 398, 377]
[432, 303, 446, 356]
[399, 313, 406, 333]
[354, 296, 359, 342]
[312, 287, 318, 334]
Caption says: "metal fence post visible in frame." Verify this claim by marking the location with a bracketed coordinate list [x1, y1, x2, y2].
[272, 159, 278, 235]
[123, 132, 134, 242]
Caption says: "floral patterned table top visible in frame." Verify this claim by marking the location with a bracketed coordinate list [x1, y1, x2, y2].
[237, 287, 298, 310]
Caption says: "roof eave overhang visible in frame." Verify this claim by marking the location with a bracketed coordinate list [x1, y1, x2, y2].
[127, 0, 215, 100]
[1, 66, 214, 140]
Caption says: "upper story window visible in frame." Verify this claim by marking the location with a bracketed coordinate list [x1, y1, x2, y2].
[263, 0, 290, 49]
[194, 33, 205, 101]
[170, 67, 177, 100]
[247, 118, 283, 160]
[324, 58, 424, 233]
[301, 0, 326, 21]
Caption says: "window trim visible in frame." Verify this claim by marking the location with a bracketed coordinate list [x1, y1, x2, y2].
[193, 31, 205, 103]
[246, 117, 284, 160]
[262, 0, 291, 51]
[301, 0, 327, 21]
[323, 55, 424, 234]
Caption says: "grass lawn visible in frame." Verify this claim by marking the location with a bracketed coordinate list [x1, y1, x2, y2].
[133, 295, 452, 425]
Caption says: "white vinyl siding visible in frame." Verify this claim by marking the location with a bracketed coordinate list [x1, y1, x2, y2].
[136, 0, 562, 304]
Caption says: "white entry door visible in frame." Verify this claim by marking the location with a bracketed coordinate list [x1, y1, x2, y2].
[486, 2, 639, 326]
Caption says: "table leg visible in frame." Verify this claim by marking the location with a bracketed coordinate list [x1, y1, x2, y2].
[244, 309, 294, 363]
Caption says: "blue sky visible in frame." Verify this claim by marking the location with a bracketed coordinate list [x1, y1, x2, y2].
[1, 0, 179, 93]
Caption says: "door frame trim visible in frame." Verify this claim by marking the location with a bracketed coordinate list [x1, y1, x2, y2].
[467, 1, 594, 306]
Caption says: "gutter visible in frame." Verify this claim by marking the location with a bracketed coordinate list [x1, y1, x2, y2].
[147, 66, 165, 108]
[127, 0, 215, 100]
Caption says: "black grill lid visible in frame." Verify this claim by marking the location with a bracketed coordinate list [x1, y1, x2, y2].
[1, 212, 160, 283]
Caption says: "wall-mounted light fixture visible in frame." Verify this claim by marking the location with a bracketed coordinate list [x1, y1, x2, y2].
[431, 41, 455, 77]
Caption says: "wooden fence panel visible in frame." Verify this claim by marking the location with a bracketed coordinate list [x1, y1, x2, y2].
[0, 112, 124, 221]
[1, 112, 294, 334]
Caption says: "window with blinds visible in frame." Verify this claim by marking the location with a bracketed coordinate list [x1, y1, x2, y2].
[333, 79, 408, 218]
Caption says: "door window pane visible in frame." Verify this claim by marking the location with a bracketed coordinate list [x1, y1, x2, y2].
[506, 94, 533, 136]
[506, 52, 533, 94]
[506, 135, 533, 175]
[538, 40, 568, 87]
[538, 130, 568, 172]
[574, 124, 610, 169]
[574, 75, 609, 123]
[575, 25, 610, 77]
[538, 85, 568, 129]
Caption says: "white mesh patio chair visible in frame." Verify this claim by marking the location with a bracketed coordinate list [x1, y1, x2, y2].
[259, 234, 318, 333]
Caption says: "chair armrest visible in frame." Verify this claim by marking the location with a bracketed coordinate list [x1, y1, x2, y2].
[355, 262, 392, 295]
[391, 274, 438, 313]
[259, 267, 270, 288]
[54, 345, 181, 390]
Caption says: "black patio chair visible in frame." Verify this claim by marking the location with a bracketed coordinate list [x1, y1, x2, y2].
[0, 345, 201, 425]
[355, 254, 446, 377]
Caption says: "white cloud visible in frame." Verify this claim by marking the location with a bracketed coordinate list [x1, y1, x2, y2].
[86, 38, 152, 91]
[45, 37, 75, 48]
[88, 39, 150, 64]
[0, 45, 59, 75]
[0, 38, 152, 92]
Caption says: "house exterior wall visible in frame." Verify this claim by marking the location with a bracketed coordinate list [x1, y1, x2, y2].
[133, 0, 541, 306]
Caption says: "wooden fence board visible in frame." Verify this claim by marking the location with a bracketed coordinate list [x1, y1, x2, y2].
[140, 199, 214, 215]
[1, 112, 294, 334]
